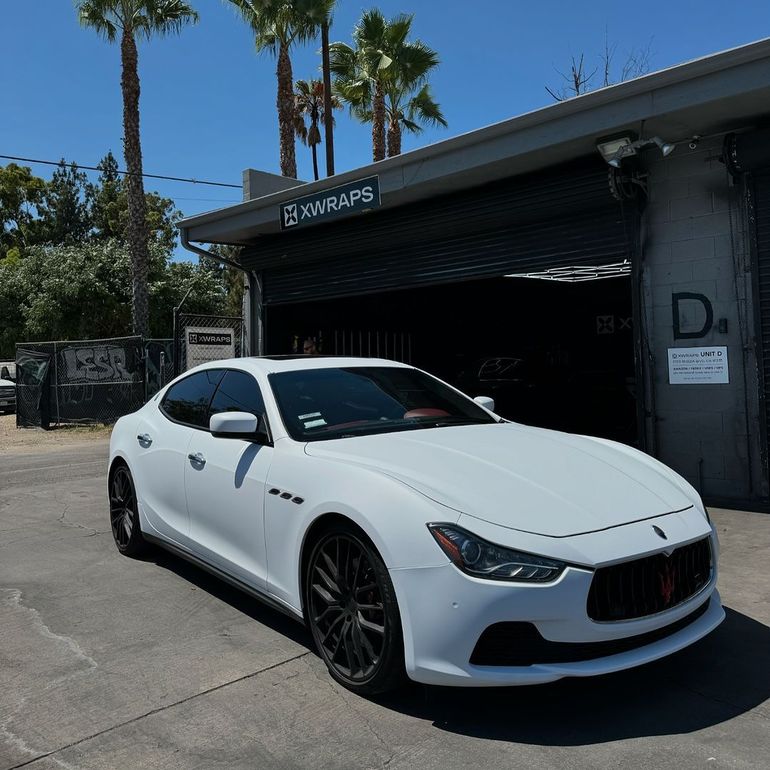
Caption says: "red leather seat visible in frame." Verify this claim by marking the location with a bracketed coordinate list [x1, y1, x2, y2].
[403, 408, 451, 419]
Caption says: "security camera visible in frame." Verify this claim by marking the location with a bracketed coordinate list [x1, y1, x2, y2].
[689, 135, 701, 150]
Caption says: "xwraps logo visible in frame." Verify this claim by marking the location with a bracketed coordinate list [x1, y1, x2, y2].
[188, 332, 232, 346]
[283, 203, 298, 228]
[280, 176, 380, 230]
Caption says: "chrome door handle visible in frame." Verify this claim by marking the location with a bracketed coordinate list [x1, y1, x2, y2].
[188, 452, 206, 466]
[137, 433, 152, 445]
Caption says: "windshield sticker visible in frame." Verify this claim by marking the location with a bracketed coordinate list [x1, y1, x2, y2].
[303, 418, 327, 429]
[298, 411, 322, 420]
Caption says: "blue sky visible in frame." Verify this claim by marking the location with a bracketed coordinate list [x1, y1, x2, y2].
[3, 0, 769, 258]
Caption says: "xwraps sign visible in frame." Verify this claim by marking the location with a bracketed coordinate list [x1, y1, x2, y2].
[280, 176, 380, 230]
[186, 327, 235, 370]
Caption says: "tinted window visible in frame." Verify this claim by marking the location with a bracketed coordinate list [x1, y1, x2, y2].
[209, 370, 265, 417]
[161, 370, 224, 428]
[270, 366, 496, 441]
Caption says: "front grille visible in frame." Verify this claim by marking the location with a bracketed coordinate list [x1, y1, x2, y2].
[0, 387, 14, 398]
[470, 598, 710, 666]
[587, 537, 712, 621]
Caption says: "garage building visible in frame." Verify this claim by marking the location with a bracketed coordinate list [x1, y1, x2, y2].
[179, 39, 770, 510]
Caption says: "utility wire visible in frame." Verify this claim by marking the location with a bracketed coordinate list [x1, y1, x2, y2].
[0, 154, 242, 189]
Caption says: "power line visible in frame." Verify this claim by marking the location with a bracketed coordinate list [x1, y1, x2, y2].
[0, 154, 242, 189]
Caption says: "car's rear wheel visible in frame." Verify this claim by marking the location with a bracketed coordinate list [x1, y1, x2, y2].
[109, 465, 148, 557]
[305, 525, 406, 694]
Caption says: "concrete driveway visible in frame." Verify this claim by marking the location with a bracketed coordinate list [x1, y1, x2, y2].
[1, 442, 768, 769]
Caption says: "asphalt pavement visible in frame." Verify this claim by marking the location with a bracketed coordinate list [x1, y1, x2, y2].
[1, 441, 768, 769]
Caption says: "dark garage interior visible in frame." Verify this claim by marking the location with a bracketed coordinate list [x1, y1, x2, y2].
[265, 272, 638, 446]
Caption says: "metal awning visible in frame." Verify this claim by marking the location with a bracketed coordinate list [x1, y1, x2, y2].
[179, 38, 770, 247]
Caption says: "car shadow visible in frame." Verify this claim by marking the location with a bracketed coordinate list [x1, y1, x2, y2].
[146, 547, 314, 650]
[140, 549, 769, 745]
[372, 607, 770, 745]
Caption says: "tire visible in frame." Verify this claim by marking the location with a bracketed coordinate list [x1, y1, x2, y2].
[305, 524, 407, 695]
[109, 464, 148, 558]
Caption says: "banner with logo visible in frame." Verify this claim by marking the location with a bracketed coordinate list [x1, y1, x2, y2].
[186, 327, 235, 370]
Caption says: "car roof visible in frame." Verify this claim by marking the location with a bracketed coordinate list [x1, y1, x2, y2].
[191, 356, 413, 376]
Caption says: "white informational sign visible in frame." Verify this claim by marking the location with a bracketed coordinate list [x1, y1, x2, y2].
[667, 346, 729, 384]
[186, 327, 235, 370]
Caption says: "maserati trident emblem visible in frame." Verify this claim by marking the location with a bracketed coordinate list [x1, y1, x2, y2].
[653, 525, 667, 540]
[658, 563, 677, 606]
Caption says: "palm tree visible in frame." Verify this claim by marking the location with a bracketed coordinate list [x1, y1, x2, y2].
[330, 9, 403, 163]
[77, 1, 198, 338]
[294, 79, 340, 181]
[330, 11, 445, 161]
[384, 80, 446, 158]
[320, 12, 335, 176]
[226, 1, 334, 179]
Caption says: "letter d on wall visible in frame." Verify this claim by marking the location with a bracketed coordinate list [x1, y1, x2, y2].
[672, 292, 714, 340]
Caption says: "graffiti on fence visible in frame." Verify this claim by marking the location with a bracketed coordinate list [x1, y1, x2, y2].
[59, 345, 137, 384]
[18, 336, 145, 426]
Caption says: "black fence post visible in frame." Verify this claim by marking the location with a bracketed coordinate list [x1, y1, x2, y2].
[173, 285, 194, 379]
[172, 304, 179, 379]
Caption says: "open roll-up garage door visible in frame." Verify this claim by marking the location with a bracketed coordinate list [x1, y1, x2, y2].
[239, 158, 632, 306]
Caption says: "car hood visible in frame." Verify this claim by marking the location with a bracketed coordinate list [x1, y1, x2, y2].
[304, 423, 694, 537]
[0, 379, 14, 387]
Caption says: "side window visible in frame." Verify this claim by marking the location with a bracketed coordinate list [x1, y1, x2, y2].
[161, 370, 224, 428]
[209, 370, 266, 418]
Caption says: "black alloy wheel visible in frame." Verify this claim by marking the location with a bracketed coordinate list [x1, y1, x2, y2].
[109, 465, 147, 557]
[306, 526, 406, 694]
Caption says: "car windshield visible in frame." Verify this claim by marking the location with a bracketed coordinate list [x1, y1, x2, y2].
[269, 366, 497, 441]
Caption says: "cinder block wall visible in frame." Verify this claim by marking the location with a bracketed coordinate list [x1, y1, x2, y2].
[642, 134, 765, 502]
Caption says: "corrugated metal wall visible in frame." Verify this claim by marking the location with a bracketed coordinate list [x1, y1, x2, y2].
[239, 157, 631, 305]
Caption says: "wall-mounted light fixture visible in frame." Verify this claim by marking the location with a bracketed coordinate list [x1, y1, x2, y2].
[596, 132, 675, 168]
[596, 132, 637, 167]
[652, 136, 676, 157]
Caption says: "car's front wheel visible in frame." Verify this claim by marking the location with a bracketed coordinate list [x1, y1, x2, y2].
[305, 524, 406, 694]
[109, 464, 148, 557]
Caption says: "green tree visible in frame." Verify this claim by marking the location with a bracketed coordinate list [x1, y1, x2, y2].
[225, 0, 335, 179]
[294, 78, 340, 180]
[0, 164, 46, 259]
[330, 10, 445, 160]
[76, 0, 199, 338]
[0, 239, 225, 357]
[88, 151, 180, 252]
[201, 244, 246, 318]
[36, 160, 92, 245]
[88, 151, 122, 240]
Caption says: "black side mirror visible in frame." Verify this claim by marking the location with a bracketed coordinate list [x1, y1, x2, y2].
[0, 367, 10, 380]
[253, 415, 272, 445]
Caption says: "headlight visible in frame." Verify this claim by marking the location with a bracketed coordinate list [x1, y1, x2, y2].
[428, 524, 565, 582]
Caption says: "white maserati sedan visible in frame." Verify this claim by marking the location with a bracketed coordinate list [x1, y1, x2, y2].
[108, 356, 723, 693]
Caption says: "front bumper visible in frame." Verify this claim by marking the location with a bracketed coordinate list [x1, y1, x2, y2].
[390, 541, 723, 687]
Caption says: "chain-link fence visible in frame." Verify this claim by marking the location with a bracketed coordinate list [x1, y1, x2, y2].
[13, 321, 244, 428]
[16, 337, 145, 428]
[175, 313, 245, 376]
[15, 348, 53, 428]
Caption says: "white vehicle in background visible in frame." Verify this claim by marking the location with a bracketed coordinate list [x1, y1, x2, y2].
[107, 356, 723, 694]
[0, 364, 16, 414]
